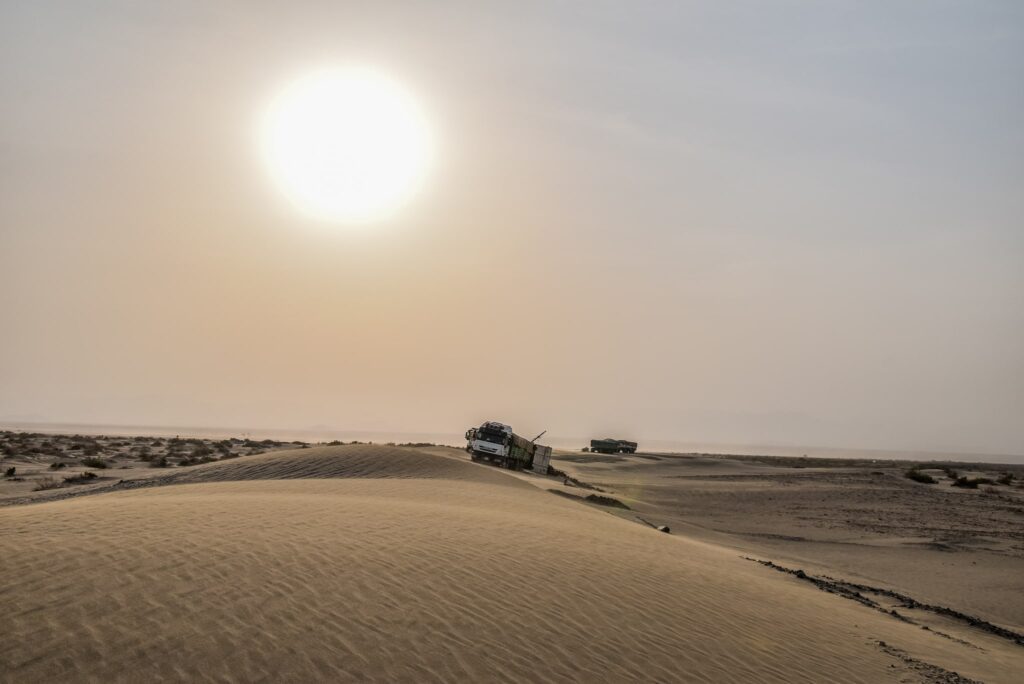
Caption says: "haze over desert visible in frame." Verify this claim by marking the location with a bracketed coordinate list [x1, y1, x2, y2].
[2, 2, 1022, 682]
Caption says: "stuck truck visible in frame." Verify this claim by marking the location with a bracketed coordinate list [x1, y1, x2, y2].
[465, 421, 552, 474]
[589, 438, 638, 454]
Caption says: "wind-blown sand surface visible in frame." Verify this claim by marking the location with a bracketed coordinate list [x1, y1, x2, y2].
[552, 451, 1024, 635]
[3, 445, 1022, 682]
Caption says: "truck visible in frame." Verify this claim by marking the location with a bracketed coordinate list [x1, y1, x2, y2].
[465, 421, 552, 474]
[589, 438, 638, 454]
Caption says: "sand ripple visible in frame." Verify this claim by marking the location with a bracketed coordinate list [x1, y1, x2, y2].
[2, 446, 1017, 682]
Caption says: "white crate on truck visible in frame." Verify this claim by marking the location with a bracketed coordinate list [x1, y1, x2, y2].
[532, 445, 552, 474]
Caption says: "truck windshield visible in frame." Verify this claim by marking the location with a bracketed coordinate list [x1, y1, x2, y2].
[476, 430, 506, 445]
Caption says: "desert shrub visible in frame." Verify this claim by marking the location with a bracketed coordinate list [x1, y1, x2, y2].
[63, 471, 97, 484]
[952, 476, 993, 489]
[81, 457, 108, 469]
[4, 466, 16, 477]
[49, 462, 68, 470]
[997, 473, 1014, 486]
[33, 476, 63, 491]
[905, 469, 936, 484]
[179, 454, 214, 466]
[943, 468, 959, 479]
[150, 456, 168, 468]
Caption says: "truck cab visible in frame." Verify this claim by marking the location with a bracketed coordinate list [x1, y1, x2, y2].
[466, 421, 512, 461]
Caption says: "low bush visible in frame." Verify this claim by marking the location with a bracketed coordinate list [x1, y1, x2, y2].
[952, 476, 994, 489]
[4, 466, 16, 478]
[63, 471, 97, 484]
[997, 473, 1014, 486]
[150, 456, 168, 468]
[904, 469, 936, 484]
[81, 457, 108, 469]
[33, 476, 63, 491]
[178, 456, 215, 466]
[49, 462, 68, 470]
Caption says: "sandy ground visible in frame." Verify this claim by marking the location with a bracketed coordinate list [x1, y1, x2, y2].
[551, 451, 1024, 635]
[2, 441, 1023, 682]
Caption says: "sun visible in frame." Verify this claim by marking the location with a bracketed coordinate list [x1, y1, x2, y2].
[260, 67, 433, 223]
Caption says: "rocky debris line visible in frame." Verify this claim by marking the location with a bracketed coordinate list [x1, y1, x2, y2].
[583, 494, 630, 509]
[547, 489, 629, 510]
[547, 466, 605, 492]
[874, 640, 983, 684]
[747, 558, 1024, 647]
[0, 474, 174, 507]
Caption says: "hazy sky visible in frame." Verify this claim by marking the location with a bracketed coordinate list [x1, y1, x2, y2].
[2, 2, 1022, 454]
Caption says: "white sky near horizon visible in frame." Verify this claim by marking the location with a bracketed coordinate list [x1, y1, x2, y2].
[1, 1, 1022, 455]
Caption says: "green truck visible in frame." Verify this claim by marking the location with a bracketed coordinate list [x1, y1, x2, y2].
[589, 438, 638, 454]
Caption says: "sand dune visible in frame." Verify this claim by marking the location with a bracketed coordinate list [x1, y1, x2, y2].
[553, 450, 1024, 636]
[2, 445, 1020, 682]
[169, 444, 517, 485]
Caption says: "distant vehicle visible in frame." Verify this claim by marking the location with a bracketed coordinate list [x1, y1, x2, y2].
[590, 438, 638, 454]
[465, 421, 551, 473]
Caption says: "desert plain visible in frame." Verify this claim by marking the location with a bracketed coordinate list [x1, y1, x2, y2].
[1, 430, 1022, 683]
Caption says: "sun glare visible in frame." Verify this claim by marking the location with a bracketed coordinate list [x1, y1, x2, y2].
[260, 67, 433, 223]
